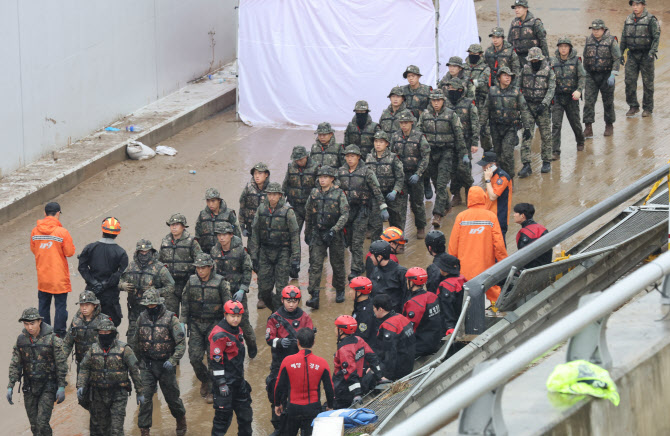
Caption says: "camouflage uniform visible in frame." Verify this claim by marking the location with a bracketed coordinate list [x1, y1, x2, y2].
[365, 131, 405, 241]
[120, 239, 175, 342]
[379, 87, 408, 135]
[238, 162, 271, 236]
[621, 8, 660, 114]
[402, 65, 433, 119]
[418, 91, 467, 217]
[582, 22, 621, 125]
[179, 254, 232, 392]
[480, 68, 533, 177]
[131, 291, 187, 432]
[62, 291, 112, 369]
[508, 4, 549, 67]
[519, 48, 556, 166]
[344, 101, 380, 160]
[195, 188, 242, 253]
[390, 110, 431, 232]
[464, 45, 493, 151]
[311, 123, 345, 169]
[77, 320, 143, 436]
[338, 145, 387, 276]
[8, 309, 68, 436]
[305, 166, 350, 303]
[437, 58, 474, 98]
[485, 28, 521, 88]
[249, 184, 301, 312]
[282, 146, 318, 233]
[550, 38, 586, 154]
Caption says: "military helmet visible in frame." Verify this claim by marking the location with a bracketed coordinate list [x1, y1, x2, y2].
[467, 43, 484, 54]
[205, 188, 222, 200]
[317, 165, 337, 178]
[403, 65, 422, 78]
[447, 56, 464, 68]
[193, 252, 214, 267]
[166, 213, 188, 227]
[387, 86, 405, 98]
[511, 0, 529, 8]
[397, 110, 416, 123]
[140, 289, 164, 306]
[447, 78, 466, 89]
[353, 100, 370, 112]
[135, 239, 154, 252]
[557, 37, 573, 47]
[77, 290, 100, 305]
[374, 130, 390, 142]
[250, 162, 270, 176]
[369, 239, 392, 259]
[18, 307, 43, 323]
[343, 145, 362, 156]
[489, 27, 505, 38]
[527, 47, 545, 61]
[291, 145, 309, 161]
[214, 221, 235, 235]
[497, 66, 515, 77]
[629, 0, 645, 4]
[429, 89, 447, 101]
[265, 182, 284, 194]
[589, 19, 607, 30]
[96, 318, 117, 332]
[314, 122, 334, 134]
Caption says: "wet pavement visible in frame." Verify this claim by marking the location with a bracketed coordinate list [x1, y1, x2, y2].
[0, 0, 668, 434]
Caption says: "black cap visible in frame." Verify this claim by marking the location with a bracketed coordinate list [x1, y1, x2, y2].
[477, 151, 497, 167]
[45, 202, 61, 215]
[434, 253, 460, 275]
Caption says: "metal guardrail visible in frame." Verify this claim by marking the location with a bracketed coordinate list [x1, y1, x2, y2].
[385, 250, 670, 436]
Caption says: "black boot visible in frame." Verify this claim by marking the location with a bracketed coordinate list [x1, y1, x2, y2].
[518, 163, 532, 178]
[306, 294, 320, 309]
[541, 161, 551, 173]
[335, 289, 345, 303]
[424, 178, 433, 200]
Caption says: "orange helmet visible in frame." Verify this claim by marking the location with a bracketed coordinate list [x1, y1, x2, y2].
[102, 217, 121, 235]
[281, 285, 302, 300]
[335, 315, 358, 335]
[381, 226, 406, 245]
[349, 276, 373, 294]
[405, 267, 428, 286]
[224, 300, 245, 314]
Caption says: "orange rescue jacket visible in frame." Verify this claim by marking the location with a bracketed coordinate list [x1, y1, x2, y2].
[30, 216, 75, 294]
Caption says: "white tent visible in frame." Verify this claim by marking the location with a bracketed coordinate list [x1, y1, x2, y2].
[238, 0, 479, 129]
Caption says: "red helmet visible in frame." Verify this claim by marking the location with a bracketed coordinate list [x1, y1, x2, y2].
[281, 285, 302, 299]
[102, 217, 121, 235]
[381, 226, 406, 245]
[224, 300, 244, 314]
[335, 315, 358, 335]
[349, 276, 373, 294]
[405, 267, 428, 286]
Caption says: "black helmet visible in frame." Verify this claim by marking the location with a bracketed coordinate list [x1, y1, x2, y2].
[425, 230, 446, 252]
[369, 240, 392, 259]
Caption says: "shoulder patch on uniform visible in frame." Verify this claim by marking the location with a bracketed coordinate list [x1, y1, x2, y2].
[497, 178, 503, 185]
[359, 323, 367, 332]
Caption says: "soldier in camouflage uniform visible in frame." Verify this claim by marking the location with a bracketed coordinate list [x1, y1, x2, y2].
[582, 19, 621, 138]
[551, 37, 586, 156]
[311, 122, 345, 169]
[464, 44, 493, 152]
[366, 131, 405, 241]
[77, 318, 144, 436]
[519, 47, 556, 177]
[508, 0, 549, 67]
[390, 110, 431, 239]
[120, 239, 175, 343]
[379, 86, 408, 136]
[8, 308, 68, 436]
[239, 162, 271, 237]
[338, 145, 389, 279]
[180, 253, 232, 402]
[438, 57, 474, 98]
[249, 182, 301, 312]
[195, 188, 241, 254]
[402, 65, 433, 120]
[480, 68, 533, 179]
[131, 290, 187, 436]
[305, 166, 350, 308]
[621, 0, 661, 117]
[344, 101, 380, 160]
[418, 89, 467, 228]
[486, 27, 521, 88]
[282, 145, 318, 234]
[445, 78, 480, 206]
[62, 291, 112, 373]
[210, 221, 257, 354]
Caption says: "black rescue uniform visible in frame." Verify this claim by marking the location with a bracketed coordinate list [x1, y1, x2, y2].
[516, 219, 551, 268]
[374, 311, 416, 380]
[403, 288, 444, 356]
[333, 335, 382, 408]
[352, 297, 377, 346]
[437, 275, 467, 331]
[370, 260, 408, 314]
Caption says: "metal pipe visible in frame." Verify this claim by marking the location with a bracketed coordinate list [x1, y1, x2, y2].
[496, 0, 500, 27]
[385, 250, 670, 436]
[433, 294, 471, 365]
[235, 0, 241, 121]
[435, 0, 441, 87]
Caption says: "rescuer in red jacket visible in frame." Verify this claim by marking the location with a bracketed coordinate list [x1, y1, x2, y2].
[274, 328, 334, 436]
[373, 294, 416, 380]
[434, 253, 467, 334]
[402, 267, 444, 356]
[513, 203, 552, 268]
[333, 315, 384, 408]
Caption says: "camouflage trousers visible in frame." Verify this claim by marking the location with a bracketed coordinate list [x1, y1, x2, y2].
[187, 320, 217, 390]
[490, 124, 519, 177]
[308, 233, 346, 297]
[138, 362, 186, 429]
[625, 51, 655, 112]
[477, 95, 493, 151]
[552, 94, 584, 154]
[125, 306, 143, 346]
[521, 101, 552, 164]
[398, 173, 428, 231]
[165, 280, 186, 317]
[583, 72, 616, 124]
[89, 387, 129, 436]
[344, 205, 371, 276]
[427, 147, 454, 217]
[293, 204, 307, 235]
[369, 197, 403, 241]
[23, 381, 56, 436]
[450, 138, 474, 196]
[258, 246, 291, 312]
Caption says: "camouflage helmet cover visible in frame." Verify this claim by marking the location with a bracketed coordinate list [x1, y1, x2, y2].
[291, 145, 309, 161]
[96, 318, 117, 332]
[557, 37, 573, 47]
[527, 47, 545, 61]
[135, 239, 154, 251]
[214, 221, 235, 235]
[387, 86, 405, 98]
[467, 44, 484, 54]
[250, 162, 270, 176]
[140, 289, 165, 306]
[205, 188, 221, 200]
[589, 19, 607, 30]
[343, 145, 362, 156]
[403, 65, 422, 78]
[429, 89, 447, 100]
[511, 0, 529, 8]
[77, 290, 100, 305]
[317, 165, 337, 178]
[447, 56, 464, 68]
[314, 122, 334, 134]
[193, 252, 215, 267]
[265, 182, 284, 194]
[489, 27, 505, 37]
[496, 66, 515, 77]
[397, 110, 416, 123]
[447, 77, 466, 89]
[166, 213, 188, 227]
[353, 100, 370, 112]
[373, 130, 390, 142]
[18, 307, 43, 322]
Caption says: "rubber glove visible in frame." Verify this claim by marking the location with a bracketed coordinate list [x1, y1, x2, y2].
[137, 395, 146, 406]
[281, 338, 295, 348]
[408, 174, 420, 185]
[219, 384, 230, 397]
[242, 228, 249, 237]
[6, 388, 13, 405]
[462, 155, 470, 164]
[233, 290, 245, 302]
[163, 361, 174, 371]
[386, 190, 397, 202]
[322, 230, 335, 244]
[380, 209, 390, 221]
[56, 387, 65, 404]
[353, 396, 362, 405]
[607, 73, 615, 87]
[77, 388, 85, 401]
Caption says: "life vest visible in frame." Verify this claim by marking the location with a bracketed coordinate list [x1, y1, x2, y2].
[583, 33, 617, 72]
[521, 60, 552, 103]
[183, 274, 227, 321]
[365, 151, 400, 194]
[488, 86, 522, 125]
[87, 341, 132, 389]
[137, 308, 176, 361]
[622, 12, 655, 51]
[307, 187, 347, 232]
[420, 107, 460, 149]
[551, 53, 582, 94]
[284, 162, 318, 206]
[344, 116, 378, 158]
[196, 203, 238, 253]
[256, 199, 293, 247]
[338, 163, 372, 206]
[159, 231, 197, 281]
[16, 330, 57, 382]
[402, 84, 432, 119]
[509, 13, 543, 55]
[391, 129, 425, 174]
[211, 237, 248, 290]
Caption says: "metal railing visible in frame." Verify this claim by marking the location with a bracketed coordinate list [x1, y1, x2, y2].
[385, 250, 670, 436]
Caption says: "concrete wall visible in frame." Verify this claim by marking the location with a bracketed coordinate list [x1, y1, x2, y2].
[0, 0, 237, 176]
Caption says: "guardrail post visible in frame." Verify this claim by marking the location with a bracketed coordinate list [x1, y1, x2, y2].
[660, 276, 670, 305]
[464, 286, 486, 335]
[457, 359, 507, 436]
[566, 292, 612, 369]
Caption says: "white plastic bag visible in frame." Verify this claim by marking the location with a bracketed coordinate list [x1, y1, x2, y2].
[155, 145, 178, 156]
[126, 141, 156, 160]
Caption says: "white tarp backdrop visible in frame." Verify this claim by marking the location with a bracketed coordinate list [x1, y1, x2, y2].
[438, 0, 481, 80]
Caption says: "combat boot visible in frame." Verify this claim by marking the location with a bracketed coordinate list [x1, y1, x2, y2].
[306, 294, 320, 309]
[551, 152, 560, 161]
[451, 192, 462, 207]
[424, 182, 433, 200]
[604, 123, 613, 136]
[257, 299, 266, 310]
[541, 161, 551, 173]
[642, 110, 652, 117]
[176, 415, 187, 436]
[518, 163, 532, 178]
[140, 429, 150, 436]
[206, 394, 213, 404]
[416, 228, 426, 239]
[577, 142, 585, 151]
[247, 340, 258, 359]
[432, 214, 442, 228]
[583, 123, 593, 138]
[200, 381, 208, 397]
[335, 289, 345, 303]
[626, 107, 639, 117]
